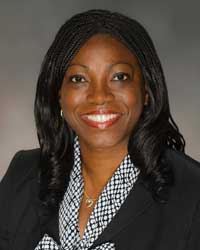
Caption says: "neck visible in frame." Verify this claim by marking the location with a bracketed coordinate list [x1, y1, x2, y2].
[79, 140, 128, 196]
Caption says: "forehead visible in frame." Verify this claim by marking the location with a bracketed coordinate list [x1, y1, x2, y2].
[69, 33, 140, 66]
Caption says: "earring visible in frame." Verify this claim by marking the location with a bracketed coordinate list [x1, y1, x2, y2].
[144, 97, 149, 106]
[60, 109, 64, 118]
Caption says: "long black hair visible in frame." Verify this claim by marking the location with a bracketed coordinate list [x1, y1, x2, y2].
[34, 9, 185, 210]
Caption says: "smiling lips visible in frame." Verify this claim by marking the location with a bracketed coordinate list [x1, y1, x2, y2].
[80, 110, 123, 129]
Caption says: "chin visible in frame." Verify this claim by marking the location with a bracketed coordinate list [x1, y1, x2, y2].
[78, 132, 129, 151]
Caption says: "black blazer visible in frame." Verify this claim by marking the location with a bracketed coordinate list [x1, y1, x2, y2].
[0, 148, 200, 250]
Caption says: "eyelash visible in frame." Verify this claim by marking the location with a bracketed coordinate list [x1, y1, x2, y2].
[68, 72, 130, 83]
[112, 72, 130, 81]
[69, 75, 86, 83]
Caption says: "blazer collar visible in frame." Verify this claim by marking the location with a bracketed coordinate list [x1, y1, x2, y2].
[31, 175, 153, 247]
[89, 177, 153, 248]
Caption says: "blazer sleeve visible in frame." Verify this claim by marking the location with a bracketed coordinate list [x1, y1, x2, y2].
[0, 151, 24, 250]
[185, 199, 200, 249]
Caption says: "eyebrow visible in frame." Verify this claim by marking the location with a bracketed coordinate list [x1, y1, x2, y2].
[107, 62, 136, 70]
[68, 62, 136, 71]
[68, 63, 89, 69]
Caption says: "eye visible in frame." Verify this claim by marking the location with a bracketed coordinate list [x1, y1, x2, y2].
[69, 74, 86, 83]
[112, 72, 130, 81]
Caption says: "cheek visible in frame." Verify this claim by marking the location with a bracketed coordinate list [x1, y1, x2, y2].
[60, 87, 82, 111]
[122, 88, 144, 116]
[125, 94, 144, 134]
[59, 88, 82, 125]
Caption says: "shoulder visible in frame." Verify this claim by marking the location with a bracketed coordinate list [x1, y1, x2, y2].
[0, 148, 41, 187]
[0, 148, 41, 241]
[165, 148, 200, 168]
[162, 149, 200, 247]
[164, 148, 200, 201]
[0, 148, 41, 213]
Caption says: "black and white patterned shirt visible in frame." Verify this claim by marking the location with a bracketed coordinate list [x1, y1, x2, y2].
[35, 136, 140, 250]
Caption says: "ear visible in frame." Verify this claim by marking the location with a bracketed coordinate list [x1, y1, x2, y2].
[144, 91, 149, 106]
[58, 90, 62, 104]
[58, 97, 63, 113]
[143, 84, 149, 106]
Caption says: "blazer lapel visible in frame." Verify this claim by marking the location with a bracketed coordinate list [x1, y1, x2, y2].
[31, 176, 60, 245]
[9, 174, 60, 250]
[31, 173, 153, 249]
[89, 177, 154, 249]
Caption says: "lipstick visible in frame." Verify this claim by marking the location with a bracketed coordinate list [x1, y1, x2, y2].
[80, 110, 123, 129]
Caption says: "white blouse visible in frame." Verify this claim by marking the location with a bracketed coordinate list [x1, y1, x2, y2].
[35, 136, 140, 250]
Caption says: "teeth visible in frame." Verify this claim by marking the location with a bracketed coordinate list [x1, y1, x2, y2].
[86, 114, 119, 123]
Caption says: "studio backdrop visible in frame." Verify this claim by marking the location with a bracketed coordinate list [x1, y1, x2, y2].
[0, 0, 199, 179]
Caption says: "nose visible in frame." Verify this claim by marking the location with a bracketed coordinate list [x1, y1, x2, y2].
[86, 82, 115, 105]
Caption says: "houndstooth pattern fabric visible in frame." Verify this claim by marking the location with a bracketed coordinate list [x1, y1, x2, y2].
[34, 234, 61, 250]
[34, 233, 115, 250]
[35, 136, 140, 250]
[34, 234, 115, 250]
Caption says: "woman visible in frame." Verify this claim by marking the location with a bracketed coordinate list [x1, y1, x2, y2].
[0, 9, 200, 250]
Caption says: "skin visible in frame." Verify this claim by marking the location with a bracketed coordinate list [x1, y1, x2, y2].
[59, 33, 148, 238]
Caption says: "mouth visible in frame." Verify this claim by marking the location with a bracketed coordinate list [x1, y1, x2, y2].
[80, 110, 124, 129]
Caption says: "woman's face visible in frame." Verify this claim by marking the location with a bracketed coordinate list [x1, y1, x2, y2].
[59, 33, 148, 151]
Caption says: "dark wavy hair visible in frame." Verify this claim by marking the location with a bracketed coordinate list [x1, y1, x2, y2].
[34, 9, 185, 210]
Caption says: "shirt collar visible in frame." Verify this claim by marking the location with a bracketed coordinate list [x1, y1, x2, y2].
[59, 136, 140, 249]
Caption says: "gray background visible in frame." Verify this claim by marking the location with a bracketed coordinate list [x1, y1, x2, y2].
[0, 0, 199, 179]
